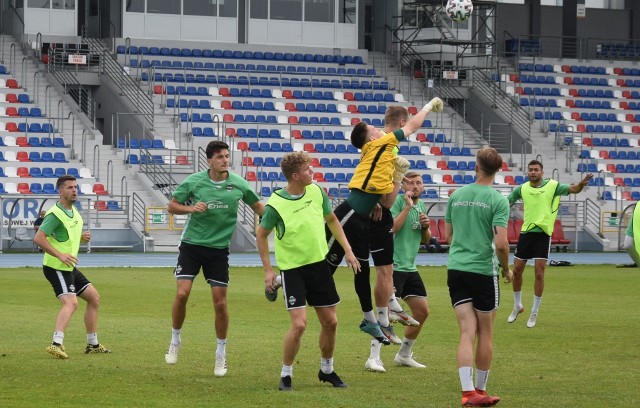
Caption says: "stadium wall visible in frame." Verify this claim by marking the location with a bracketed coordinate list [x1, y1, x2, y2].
[497, 4, 631, 56]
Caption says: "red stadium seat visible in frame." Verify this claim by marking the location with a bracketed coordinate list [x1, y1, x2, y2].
[16, 151, 30, 162]
[17, 182, 32, 194]
[551, 219, 571, 251]
[93, 183, 109, 195]
[509, 219, 523, 245]
[94, 200, 108, 211]
[437, 219, 450, 244]
[176, 156, 190, 165]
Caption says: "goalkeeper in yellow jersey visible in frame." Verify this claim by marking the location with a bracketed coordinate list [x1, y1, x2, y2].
[326, 97, 443, 345]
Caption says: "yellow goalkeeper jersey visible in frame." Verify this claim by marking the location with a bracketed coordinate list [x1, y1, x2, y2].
[348, 129, 404, 194]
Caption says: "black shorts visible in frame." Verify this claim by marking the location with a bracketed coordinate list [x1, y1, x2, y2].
[369, 207, 394, 266]
[281, 259, 340, 310]
[447, 269, 499, 312]
[43, 266, 91, 298]
[514, 232, 551, 261]
[393, 271, 427, 299]
[326, 201, 370, 269]
[175, 242, 230, 287]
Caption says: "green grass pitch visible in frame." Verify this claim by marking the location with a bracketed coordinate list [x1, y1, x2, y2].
[0, 265, 637, 407]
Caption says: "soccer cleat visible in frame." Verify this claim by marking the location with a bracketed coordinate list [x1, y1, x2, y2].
[165, 342, 180, 365]
[507, 306, 524, 323]
[473, 390, 501, 406]
[527, 313, 538, 328]
[278, 375, 292, 391]
[46, 343, 68, 359]
[394, 352, 426, 368]
[359, 320, 390, 345]
[389, 309, 420, 326]
[461, 390, 501, 407]
[214, 354, 227, 377]
[364, 358, 386, 373]
[85, 343, 111, 354]
[380, 324, 402, 345]
[318, 370, 348, 388]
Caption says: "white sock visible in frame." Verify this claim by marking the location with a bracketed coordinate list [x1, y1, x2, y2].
[53, 331, 64, 345]
[86, 332, 98, 346]
[363, 310, 376, 324]
[398, 337, 415, 357]
[531, 295, 542, 314]
[389, 296, 403, 312]
[171, 328, 181, 344]
[281, 364, 293, 378]
[459, 366, 474, 392]
[216, 338, 226, 357]
[377, 307, 389, 327]
[368, 339, 382, 360]
[320, 357, 334, 374]
[475, 369, 490, 391]
[513, 291, 522, 308]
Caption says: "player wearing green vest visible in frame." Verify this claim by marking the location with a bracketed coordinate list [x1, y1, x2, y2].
[164, 141, 264, 377]
[506, 160, 592, 328]
[257, 152, 360, 391]
[34, 175, 110, 359]
[444, 147, 513, 407]
[623, 204, 640, 266]
[326, 98, 443, 347]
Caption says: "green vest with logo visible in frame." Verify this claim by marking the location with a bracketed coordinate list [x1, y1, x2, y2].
[43, 204, 83, 271]
[521, 179, 560, 236]
[267, 184, 328, 270]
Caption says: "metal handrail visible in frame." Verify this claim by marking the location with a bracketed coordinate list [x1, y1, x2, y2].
[9, 43, 15, 74]
[82, 36, 154, 128]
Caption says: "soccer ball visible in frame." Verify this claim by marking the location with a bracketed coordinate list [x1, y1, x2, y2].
[446, 0, 473, 23]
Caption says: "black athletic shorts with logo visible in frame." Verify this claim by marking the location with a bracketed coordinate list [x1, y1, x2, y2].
[43, 266, 91, 298]
[514, 231, 551, 261]
[447, 269, 499, 312]
[280, 259, 340, 310]
[369, 207, 394, 266]
[393, 271, 427, 299]
[175, 242, 230, 287]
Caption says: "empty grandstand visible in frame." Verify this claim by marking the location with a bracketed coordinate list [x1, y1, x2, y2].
[0, 0, 637, 253]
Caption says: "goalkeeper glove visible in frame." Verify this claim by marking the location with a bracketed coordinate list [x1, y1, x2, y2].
[393, 156, 411, 183]
[422, 97, 444, 113]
